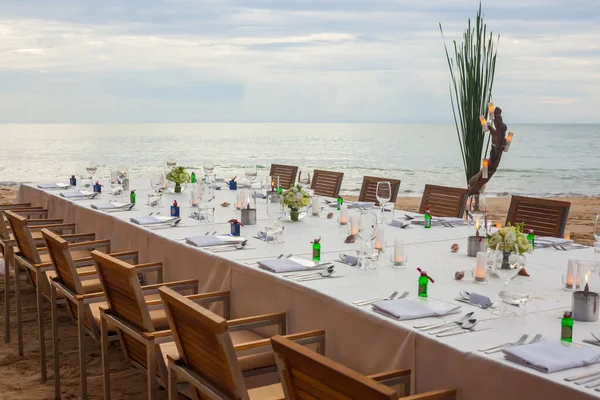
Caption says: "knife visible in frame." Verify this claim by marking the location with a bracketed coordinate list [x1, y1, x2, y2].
[437, 327, 492, 338]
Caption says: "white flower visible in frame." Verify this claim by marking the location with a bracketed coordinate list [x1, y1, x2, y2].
[504, 231, 516, 244]
[291, 187, 298, 192]
[296, 192, 304, 201]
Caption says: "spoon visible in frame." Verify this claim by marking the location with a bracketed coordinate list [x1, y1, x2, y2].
[287, 265, 335, 279]
[209, 240, 248, 252]
[459, 290, 470, 300]
[415, 312, 474, 331]
[428, 318, 477, 335]
[353, 290, 399, 306]
[295, 268, 337, 281]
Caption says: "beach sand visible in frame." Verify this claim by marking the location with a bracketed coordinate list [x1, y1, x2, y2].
[0, 185, 599, 399]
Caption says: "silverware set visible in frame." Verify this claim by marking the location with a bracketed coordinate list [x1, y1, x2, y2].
[413, 313, 490, 337]
[285, 265, 338, 281]
[353, 290, 408, 306]
[477, 334, 543, 354]
[207, 240, 252, 253]
[552, 244, 586, 251]
[454, 290, 496, 309]
[148, 219, 182, 229]
[414, 312, 475, 331]
[565, 370, 600, 390]
[243, 254, 292, 265]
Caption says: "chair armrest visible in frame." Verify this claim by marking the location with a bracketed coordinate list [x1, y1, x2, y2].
[31, 261, 54, 270]
[68, 239, 110, 251]
[76, 265, 98, 277]
[227, 312, 286, 333]
[141, 279, 198, 292]
[401, 389, 457, 400]
[30, 223, 75, 232]
[109, 250, 139, 263]
[368, 369, 411, 392]
[145, 290, 230, 308]
[234, 329, 325, 353]
[28, 218, 62, 226]
[141, 329, 172, 340]
[74, 291, 105, 304]
[135, 261, 163, 272]
[61, 233, 97, 243]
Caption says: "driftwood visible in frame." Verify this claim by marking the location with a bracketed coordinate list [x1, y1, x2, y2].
[467, 107, 508, 195]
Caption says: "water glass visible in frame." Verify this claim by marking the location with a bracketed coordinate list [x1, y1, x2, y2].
[147, 193, 163, 208]
[245, 165, 257, 183]
[357, 246, 380, 270]
[298, 169, 311, 186]
[376, 181, 391, 222]
[198, 206, 215, 223]
[203, 160, 215, 175]
[166, 154, 177, 169]
[358, 211, 378, 245]
[594, 215, 600, 243]
[86, 161, 97, 176]
[150, 173, 166, 193]
[265, 224, 284, 244]
[81, 176, 93, 190]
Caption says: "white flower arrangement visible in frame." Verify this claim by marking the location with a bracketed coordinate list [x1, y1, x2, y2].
[282, 185, 311, 210]
[486, 222, 532, 254]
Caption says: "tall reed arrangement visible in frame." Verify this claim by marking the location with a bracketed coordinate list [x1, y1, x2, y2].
[440, 5, 499, 188]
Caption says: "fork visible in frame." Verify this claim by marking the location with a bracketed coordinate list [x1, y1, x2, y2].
[479, 334, 529, 353]
[353, 291, 399, 306]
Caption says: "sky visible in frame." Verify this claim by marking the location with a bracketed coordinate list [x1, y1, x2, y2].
[0, 0, 599, 123]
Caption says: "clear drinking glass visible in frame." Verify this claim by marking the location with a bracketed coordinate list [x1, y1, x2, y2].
[150, 172, 165, 193]
[203, 160, 215, 175]
[266, 191, 284, 222]
[298, 169, 311, 186]
[166, 155, 177, 169]
[594, 214, 600, 243]
[358, 211, 379, 245]
[376, 181, 391, 222]
[86, 161, 98, 176]
[245, 165, 257, 183]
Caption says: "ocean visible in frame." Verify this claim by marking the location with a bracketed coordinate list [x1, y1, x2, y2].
[1, 123, 599, 197]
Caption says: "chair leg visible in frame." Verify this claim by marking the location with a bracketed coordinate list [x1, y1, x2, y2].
[36, 270, 47, 383]
[100, 314, 111, 400]
[147, 341, 157, 400]
[51, 286, 60, 399]
[168, 363, 177, 400]
[15, 260, 23, 356]
[77, 304, 87, 400]
[4, 247, 11, 344]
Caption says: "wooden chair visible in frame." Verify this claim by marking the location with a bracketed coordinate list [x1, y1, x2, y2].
[269, 164, 299, 190]
[42, 229, 162, 400]
[418, 185, 469, 218]
[358, 176, 401, 206]
[159, 286, 326, 400]
[271, 335, 458, 400]
[0, 206, 51, 343]
[310, 169, 344, 198]
[5, 210, 99, 382]
[506, 195, 571, 237]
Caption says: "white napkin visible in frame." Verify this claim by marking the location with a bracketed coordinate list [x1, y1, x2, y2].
[328, 201, 375, 209]
[535, 237, 574, 248]
[38, 183, 70, 190]
[390, 219, 410, 228]
[91, 202, 129, 210]
[411, 217, 464, 226]
[503, 341, 600, 373]
[185, 236, 227, 247]
[258, 258, 306, 273]
[60, 190, 94, 199]
[372, 298, 461, 320]
[130, 215, 178, 225]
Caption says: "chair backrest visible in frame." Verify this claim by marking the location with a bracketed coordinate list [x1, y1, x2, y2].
[5, 210, 42, 265]
[419, 185, 469, 218]
[358, 176, 401, 206]
[271, 335, 396, 400]
[506, 196, 570, 237]
[0, 208, 46, 240]
[0, 203, 32, 210]
[159, 286, 247, 400]
[41, 229, 85, 295]
[270, 164, 299, 190]
[310, 169, 344, 198]
[91, 251, 153, 332]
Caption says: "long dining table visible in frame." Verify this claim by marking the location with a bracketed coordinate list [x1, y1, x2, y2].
[16, 179, 600, 400]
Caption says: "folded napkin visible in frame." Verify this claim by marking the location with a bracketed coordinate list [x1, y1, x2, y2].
[503, 341, 600, 373]
[411, 217, 464, 226]
[185, 236, 227, 247]
[339, 254, 358, 266]
[372, 298, 461, 321]
[469, 293, 492, 308]
[535, 237, 574, 248]
[256, 231, 274, 241]
[390, 219, 411, 228]
[254, 192, 267, 199]
[38, 183, 69, 190]
[258, 258, 306, 273]
[130, 215, 179, 225]
[91, 202, 129, 210]
[328, 201, 375, 209]
[60, 190, 94, 199]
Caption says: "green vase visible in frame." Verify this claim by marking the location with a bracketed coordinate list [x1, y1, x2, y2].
[290, 207, 299, 222]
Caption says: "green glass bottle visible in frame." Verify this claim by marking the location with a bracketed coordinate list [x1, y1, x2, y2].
[527, 229, 535, 249]
[312, 238, 321, 261]
[129, 190, 136, 205]
[418, 271, 429, 298]
[561, 311, 573, 343]
[336, 196, 343, 211]
[424, 206, 432, 229]
[191, 172, 197, 184]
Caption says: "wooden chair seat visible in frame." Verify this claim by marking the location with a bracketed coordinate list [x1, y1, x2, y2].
[159, 329, 276, 372]
[44, 268, 99, 298]
[89, 296, 169, 333]
[247, 383, 284, 400]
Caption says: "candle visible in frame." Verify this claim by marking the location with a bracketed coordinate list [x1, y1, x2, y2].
[311, 196, 320, 216]
[488, 102, 495, 121]
[394, 239, 404, 264]
[236, 191, 242, 210]
[496, 222, 502, 229]
[475, 216, 481, 232]
[565, 261, 575, 289]
[339, 204, 348, 225]
[575, 260, 582, 289]
[190, 189, 199, 207]
[374, 228, 385, 250]
[349, 215, 360, 235]
[564, 231, 571, 241]
[475, 251, 487, 283]
[480, 115, 489, 132]
[240, 190, 250, 209]
[504, 131, 514, 152]
[482, 159, 489, 179]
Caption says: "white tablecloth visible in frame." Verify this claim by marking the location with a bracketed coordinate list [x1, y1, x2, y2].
[17, 179, 600, 399]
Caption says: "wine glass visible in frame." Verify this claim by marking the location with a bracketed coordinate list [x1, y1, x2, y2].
[203, 160, 214, 175]
[150, 172, 165, 193]
[166, 155, 177, 169]
[266, 192, 284, 222]
[358, 211, 379, 245]
[594, 214, 600, 243]
[376, 182, 391, 221]
[86, 160, 97, 176]
[298, 169, 311, 187]
[245, 165, 257, 183]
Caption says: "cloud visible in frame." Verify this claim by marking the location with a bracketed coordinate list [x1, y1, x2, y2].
[0, 0, 599, 122]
